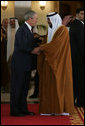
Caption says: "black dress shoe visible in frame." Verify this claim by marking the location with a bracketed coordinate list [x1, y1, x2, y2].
[22, 111, 35, 116]
[51, 113, 56, 116]
[10, 112, 26, 117]
[29, 94, 38, 99]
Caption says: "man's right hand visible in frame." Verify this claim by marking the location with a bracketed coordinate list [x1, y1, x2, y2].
[31, 47, 41, 55]
[62, 15, 75, 26]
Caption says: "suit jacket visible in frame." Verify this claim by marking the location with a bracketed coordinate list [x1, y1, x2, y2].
[11, 23, 37, 72]
[69, 19, 84, 65]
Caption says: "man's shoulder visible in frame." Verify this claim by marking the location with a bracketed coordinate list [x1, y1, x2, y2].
[70, 19, 84, 31]
[53, 25, 68, 38]
[18, 23, 27, 30]
[71, 19, 82, 26]
[16, 23, 29, 34]
[57, 25, 67, 32]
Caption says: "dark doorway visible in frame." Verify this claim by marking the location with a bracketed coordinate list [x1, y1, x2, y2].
[59, 1, 84, 19]
[59, 3, 71, 19]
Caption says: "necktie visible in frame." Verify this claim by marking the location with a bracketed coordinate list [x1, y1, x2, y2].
[31, 27, 33, 33]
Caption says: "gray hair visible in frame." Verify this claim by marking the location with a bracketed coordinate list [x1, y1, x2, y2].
[24, 10, 37, 21]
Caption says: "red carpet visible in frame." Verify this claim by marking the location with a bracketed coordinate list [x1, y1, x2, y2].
[1, 104, 84, 125]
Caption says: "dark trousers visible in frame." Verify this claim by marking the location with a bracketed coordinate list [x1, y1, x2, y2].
[73, 63, 84, 107]
[33, 71, 39, 96]
[10, 67, 31, 114]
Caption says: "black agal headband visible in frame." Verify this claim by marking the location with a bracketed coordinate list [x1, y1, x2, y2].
[47, 12, 58, 17]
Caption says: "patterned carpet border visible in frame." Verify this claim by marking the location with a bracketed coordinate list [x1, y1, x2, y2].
[69, 107, 84, 125]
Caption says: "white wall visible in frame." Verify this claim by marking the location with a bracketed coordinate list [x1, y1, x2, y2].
[15, 1, 32, 19]
[15, 1, 31, 8]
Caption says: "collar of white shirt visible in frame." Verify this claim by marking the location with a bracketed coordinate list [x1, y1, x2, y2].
[25, 21, 32, 31]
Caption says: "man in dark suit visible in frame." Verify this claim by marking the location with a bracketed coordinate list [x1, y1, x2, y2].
[69, 8, 84, 107]
[10, 10, 40, 116]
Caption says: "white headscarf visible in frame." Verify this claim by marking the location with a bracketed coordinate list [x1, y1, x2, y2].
[47, 12, 62, 43]
[7, 18, 19, 62]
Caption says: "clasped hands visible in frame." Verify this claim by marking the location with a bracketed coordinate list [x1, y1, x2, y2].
[31, 47, 41, 55]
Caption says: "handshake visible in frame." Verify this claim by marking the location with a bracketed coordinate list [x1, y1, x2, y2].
[31, 47, 41, 55]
